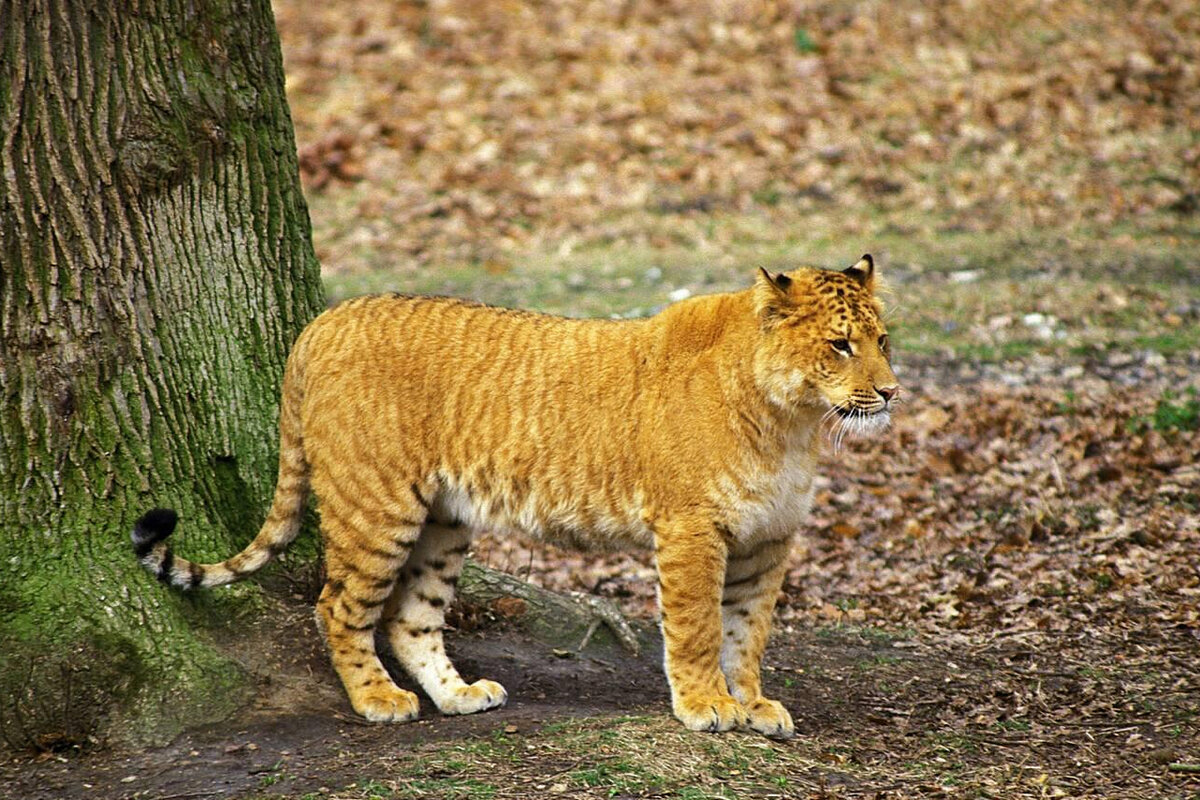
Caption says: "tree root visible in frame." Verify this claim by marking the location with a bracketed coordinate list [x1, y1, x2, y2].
[457, 561, 641, 656]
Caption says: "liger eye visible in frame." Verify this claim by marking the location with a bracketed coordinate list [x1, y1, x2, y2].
[829, 338, 853, 355]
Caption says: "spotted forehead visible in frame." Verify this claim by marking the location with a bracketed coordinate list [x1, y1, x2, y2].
[809, 272, 884, 332]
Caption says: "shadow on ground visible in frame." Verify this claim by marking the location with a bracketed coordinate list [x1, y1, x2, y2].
[5, 591, 1198, 799]
[3, 600, 665, 800]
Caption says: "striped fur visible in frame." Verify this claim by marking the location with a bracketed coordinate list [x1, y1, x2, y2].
[132, 256, 898, 737]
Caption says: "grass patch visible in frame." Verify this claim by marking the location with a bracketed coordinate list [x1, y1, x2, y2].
[1128, 387, 1200, 433]
[394, 776, 495, 799]
[326, 715, 837, 800]
[320, 219, 1200, 367]
[813, 623, 913, 647]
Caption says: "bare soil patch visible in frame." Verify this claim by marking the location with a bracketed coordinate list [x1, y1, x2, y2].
[5, 557, 1197, 798]
[4, 604, 667, 800]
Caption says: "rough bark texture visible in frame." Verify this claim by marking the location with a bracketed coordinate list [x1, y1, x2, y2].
[0, 0, 324, 748]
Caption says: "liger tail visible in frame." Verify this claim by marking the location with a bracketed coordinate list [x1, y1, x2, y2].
[133, 329, 311, 589]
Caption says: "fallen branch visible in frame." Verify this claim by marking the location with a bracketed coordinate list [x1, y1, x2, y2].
[458, 561, 641, 655]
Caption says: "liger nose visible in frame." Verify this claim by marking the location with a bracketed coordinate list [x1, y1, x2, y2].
[876, 384, 900, 403]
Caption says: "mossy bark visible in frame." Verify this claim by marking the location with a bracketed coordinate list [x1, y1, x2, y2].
[0, 0, 324, 749]
[458, 563, 643, 657]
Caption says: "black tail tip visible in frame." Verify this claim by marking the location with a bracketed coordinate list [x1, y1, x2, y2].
[131, 508, 178, 556]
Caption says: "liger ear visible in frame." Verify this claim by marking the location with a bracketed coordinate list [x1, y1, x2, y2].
[753, 268, 792, 293]
[843, 254, 875, 290]
[757, 267, 793, 292]
[755, 267, 794, 322]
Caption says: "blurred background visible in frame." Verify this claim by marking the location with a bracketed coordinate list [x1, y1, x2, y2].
[270, 0, 1198, 635]
[276, 0, 1196, 286]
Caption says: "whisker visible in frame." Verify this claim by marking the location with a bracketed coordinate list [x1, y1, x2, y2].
[833, 412, 850, 453]
[820, 404, 843, 445]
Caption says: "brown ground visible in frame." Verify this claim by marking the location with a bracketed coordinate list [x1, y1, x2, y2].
[4, 606, 667, 800]
[5, 594, 1198, 799]
[274, 0, 1200, 274]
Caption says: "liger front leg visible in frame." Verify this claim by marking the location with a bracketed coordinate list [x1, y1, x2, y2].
[720, 537, 795, 738]
[654, 519, 746, 733]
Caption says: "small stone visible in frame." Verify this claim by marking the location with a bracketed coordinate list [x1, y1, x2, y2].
[1126, 51, 1156, 75]
[1106, 351, 1135, 368]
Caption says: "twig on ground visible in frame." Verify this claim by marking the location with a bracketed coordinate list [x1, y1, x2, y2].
[1167, 763, 1200, 774]
[570, 592, 641, 655]
[576, 618, 601, 652]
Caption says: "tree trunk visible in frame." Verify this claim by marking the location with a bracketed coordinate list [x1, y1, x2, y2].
[0, 0, 324, 748]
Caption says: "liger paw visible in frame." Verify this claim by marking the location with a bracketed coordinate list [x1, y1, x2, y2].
[351, 685, 421, 723]
[741, 697, 794, 739]
[437, 679, 508, 716]
[673, 694, 746, 733]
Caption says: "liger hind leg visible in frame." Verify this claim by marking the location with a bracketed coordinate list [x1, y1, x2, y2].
[315, 495, 425, 723]
[720, 537, 794, 738]
[383, 523, 507, 715]
[655, 519, 745, 733]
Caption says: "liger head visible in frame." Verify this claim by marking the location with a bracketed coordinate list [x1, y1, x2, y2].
[752, 255, 900, 439]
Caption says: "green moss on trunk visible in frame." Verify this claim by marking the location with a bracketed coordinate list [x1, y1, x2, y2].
[0, 572, 252, 750]
[0, 0, 324, 749]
